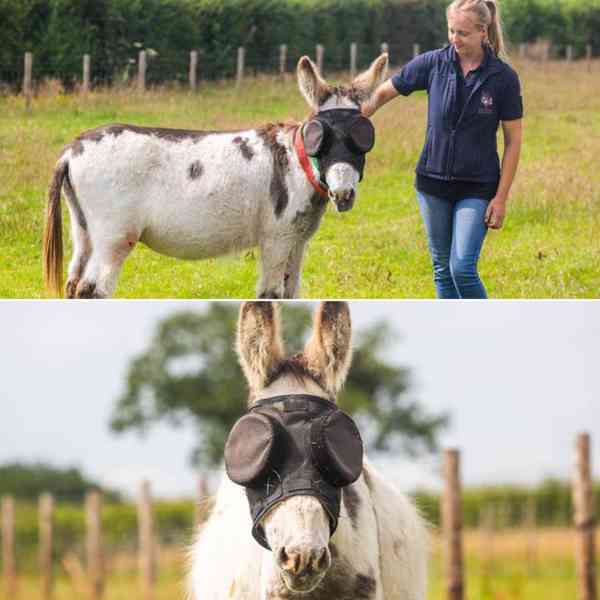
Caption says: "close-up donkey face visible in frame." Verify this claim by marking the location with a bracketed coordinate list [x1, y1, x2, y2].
[297, 54, 388, 212]
[229, 301, 357, 593]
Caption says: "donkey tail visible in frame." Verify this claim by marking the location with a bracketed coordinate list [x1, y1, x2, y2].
[43, 160, 68, 297]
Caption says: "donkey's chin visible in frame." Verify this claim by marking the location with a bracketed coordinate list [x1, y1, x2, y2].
[280, 570, 327, 594]
[328, 188, 356, 213]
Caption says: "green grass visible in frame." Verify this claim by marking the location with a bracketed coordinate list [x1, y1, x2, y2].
[1, 60, 599, 298]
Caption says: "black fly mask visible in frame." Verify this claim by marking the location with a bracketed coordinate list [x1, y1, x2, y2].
[302, 109, 375, 183]
[224, 394, 364, 550]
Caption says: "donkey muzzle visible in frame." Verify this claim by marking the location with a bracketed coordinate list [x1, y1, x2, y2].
[329, 188, 356, 213]
[277, 545, 332, 592]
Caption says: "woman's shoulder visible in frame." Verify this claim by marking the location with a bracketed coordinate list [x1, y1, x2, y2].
[492, 55, 521, 83]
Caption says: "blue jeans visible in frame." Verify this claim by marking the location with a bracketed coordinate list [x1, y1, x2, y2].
[416, 191, 489, 299]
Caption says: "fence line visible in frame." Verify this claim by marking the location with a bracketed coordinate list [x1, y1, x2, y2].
[0, 436, 596, 599]
[6, 40, 599, 113]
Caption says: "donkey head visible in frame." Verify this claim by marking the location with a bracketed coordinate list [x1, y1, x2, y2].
[227, 301, 358, 593]
[297, 53, 388, 212]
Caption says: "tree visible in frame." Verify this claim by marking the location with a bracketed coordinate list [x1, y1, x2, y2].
[0, 462, 121, 502]
[110, 303, 448, 467]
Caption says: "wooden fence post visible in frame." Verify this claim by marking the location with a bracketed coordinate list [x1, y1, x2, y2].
[82, 54, 91, 96]
[39, 494, 54, 600]
[236, 47, 245, 87]
[138, 481, 156, 600]
[479, 505, 495, 577]
[443, 449, 464, 600]
[23, 52, 33, 113]
[189, 50, 198, 93]
[586, 45, 592, 72]
[573, 432, 597, 600]
[413, 43, 420, 58]
[566, 45, 573, 62]
[279, 44, 287, 81]
[525, 495, 538, 576]
[519, 43, 526, 59]
[1, 496, 17, 598]
[316, 44, 324, 75]
[138, 51, 146, 92]
[350, 43, 357, 79]
[86, 491, 104, 600]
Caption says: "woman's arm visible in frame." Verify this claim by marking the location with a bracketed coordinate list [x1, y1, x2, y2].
[485, 118, 523, 229]
[362, 80, 400, 118]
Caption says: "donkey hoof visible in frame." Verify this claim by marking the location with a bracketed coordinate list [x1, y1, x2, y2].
[76, 281, 100, 299]
[259, 289, 281, 299]
[65, 279, 79, 299]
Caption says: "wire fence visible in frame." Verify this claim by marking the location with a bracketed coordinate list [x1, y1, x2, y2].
[2, 40, 598, 98]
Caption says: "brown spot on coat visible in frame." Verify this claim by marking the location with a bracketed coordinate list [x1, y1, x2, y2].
[292, 192, 327, 239]
[342, 484, 361, 527]
[258, 123, 295, 218]
[354, 572, 377, 599]
[233, 136, 254, 161]
[266, 561, 376, 600]
[188, 160, 203, 179]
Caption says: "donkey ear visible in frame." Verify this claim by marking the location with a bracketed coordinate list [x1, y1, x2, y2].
[297, 56, 330, 110]
[304, 302, 352, 397]
[237, 302, 284, 392]
[352, 53, 389, 103]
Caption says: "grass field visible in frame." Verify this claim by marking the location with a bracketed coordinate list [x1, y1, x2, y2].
[1, 60, 599, 298]
[0, 528, 595, 600]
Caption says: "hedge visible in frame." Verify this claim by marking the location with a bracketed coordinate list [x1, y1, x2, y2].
[3, 0, 599, 89]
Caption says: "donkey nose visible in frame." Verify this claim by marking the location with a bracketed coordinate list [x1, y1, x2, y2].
[277, 546, 331, 577]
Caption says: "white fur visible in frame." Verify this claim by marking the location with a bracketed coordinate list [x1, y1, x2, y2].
[188, 376, 428, 600]
[61, 126, 324, 298]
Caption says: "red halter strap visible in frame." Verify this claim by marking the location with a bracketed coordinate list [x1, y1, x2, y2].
[294, 125, 329, 200]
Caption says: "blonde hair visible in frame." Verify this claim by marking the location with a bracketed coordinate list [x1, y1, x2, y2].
[447, 0, 507, 60]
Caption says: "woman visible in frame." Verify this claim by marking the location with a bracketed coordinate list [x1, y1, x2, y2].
[364, 0, 523, 299]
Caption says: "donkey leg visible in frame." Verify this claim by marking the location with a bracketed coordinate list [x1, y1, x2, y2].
[257, 239, 293, 299]
[64, 175, 91, 298]
[283, 242, 307, 299]
[75, 234, 137, 299]
[65, 217, 91, 299]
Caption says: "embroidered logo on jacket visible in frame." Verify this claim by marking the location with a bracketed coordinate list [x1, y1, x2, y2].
[479, 92, 494, 114]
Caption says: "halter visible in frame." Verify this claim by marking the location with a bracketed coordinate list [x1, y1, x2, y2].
[294, 125, 330, 200]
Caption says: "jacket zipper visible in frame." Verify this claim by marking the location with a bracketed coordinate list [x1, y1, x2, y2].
[445, 71, 498, 179]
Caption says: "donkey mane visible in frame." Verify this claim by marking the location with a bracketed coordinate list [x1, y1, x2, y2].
[264, 354, 326, 392]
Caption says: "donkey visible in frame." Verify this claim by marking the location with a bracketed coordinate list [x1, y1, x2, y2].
[43, 54, 388, 299]
[188, 302, 428, 600]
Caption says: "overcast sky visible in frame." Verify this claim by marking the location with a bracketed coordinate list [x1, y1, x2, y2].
[1, 301, 598, 499]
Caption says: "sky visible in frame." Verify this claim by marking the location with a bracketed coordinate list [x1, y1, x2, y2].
[0, 300, 598, 499]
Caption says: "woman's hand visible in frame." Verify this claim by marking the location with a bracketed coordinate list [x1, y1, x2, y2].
[484, 196, 506, 229]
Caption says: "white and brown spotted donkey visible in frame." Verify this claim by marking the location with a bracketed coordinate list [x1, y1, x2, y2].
[43, 54, 388, 299]
[188, 302, 428, 600]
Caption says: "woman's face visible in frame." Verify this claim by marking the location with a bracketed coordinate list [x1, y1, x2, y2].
[447, 10, 486, 59]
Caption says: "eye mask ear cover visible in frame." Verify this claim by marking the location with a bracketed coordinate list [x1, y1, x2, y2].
[302, 110, 376, 157]
[224, 394, 364, 549]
